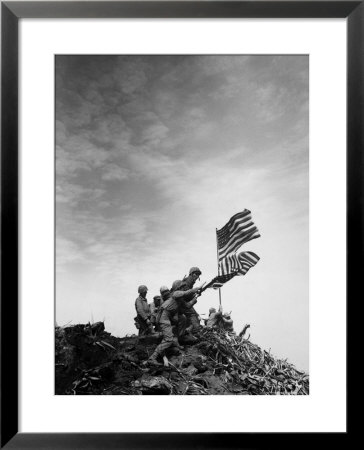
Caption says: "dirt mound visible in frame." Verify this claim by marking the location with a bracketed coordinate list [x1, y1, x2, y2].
[55, 323, 309, 395]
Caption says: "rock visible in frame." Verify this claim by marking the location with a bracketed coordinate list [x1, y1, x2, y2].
[85, 321, 105, 336]
[184, 365, 198, 377]
[55, 324, 309, 396]
[140, 375, 173, 395]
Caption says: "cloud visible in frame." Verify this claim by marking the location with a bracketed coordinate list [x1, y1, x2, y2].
[56, 146, 91, 176]
[101, 164, 129, 181]
[56, 135, 110, 171]
[56, 183, 106, 206]
[56, 236, 85, 270]
[140, 122, 169, 145]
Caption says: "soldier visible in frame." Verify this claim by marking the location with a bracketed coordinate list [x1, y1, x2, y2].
[134, 285, 154, 336]
[145, 282, 203, 365]
[206, 306, 235, 333]
[177, 267, 202, 334]
[182, 267, 202, 289]
[221, 313, 234, 333]
[206, 306, 222, 328]
[171, 280, 194, 343]
[150, 295, 162, 329]
[159, 285, 187, 339]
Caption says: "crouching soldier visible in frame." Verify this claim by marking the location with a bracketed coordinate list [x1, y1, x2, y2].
[145, 283, 202, 365]
[134, 285, 154, 336]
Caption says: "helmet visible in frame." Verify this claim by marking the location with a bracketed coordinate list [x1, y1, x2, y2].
[160, 285, 170, 294]
[153, 295, 161, 301]
[189, 266, 202, 276]
[138, 285, 148, 294]
[171, 280, 183, 291]
[209, 307, 216, 314]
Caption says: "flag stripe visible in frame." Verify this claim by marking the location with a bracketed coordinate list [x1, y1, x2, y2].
[218, 215, 253, 239]
[218, 210, 250, 232]
[243, 252, 259, 264]
[220, 251, 260, 276]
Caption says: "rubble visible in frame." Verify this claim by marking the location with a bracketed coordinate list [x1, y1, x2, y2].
[55, 324, 309, 395]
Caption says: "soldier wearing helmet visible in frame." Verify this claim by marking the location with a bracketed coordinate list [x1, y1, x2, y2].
[160, 285, 170, 301]
[184, 267, 202, 288]
[134, 285, 154, 336]
[190, 267, 202, 276]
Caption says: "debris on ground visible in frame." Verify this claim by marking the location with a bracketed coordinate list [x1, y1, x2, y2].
[55, 324, 309, 395]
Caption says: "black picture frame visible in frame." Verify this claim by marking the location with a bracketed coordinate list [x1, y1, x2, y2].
[1, 1, 359, 448]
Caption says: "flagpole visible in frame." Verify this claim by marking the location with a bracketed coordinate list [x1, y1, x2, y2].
[215, 228, 222, 309]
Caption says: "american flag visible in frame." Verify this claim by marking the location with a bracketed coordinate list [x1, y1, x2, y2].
[219, 251, 260, 276]
[205, 273, 237, 290]
[205, 251, 260, 290]
[216, 210, 260, 261]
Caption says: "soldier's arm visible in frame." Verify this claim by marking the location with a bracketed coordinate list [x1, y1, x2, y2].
[173, 289, 200, 308]
[184, 297, 198, 309]
[173, 287, 200, 300]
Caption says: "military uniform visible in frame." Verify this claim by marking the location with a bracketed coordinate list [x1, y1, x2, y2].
[206, 310, 222, 328]
[222, 316, 234, 333]
[150, 296, 162, 329]
[178, 274, 201, 332]
[135, 295, 153, 336]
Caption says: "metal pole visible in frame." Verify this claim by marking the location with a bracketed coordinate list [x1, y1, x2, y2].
[215, 228, 222, 309]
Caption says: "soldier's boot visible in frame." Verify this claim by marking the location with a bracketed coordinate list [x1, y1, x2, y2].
[146, 351, 161, 366]
[172, 337, 184, 351]
[185, 327, 198, 342]
[179, 333, 198, 345]
[168, 347, 181, 356]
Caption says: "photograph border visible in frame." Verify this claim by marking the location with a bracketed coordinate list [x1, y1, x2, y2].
[1, 1, 360, 447]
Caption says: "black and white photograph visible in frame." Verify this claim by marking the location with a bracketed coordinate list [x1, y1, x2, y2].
[55, 55, 309, 395]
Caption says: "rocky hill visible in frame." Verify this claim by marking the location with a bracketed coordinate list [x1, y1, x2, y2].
[55, 323, 309, 395]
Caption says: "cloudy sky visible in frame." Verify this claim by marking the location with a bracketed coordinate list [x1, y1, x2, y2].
[56, 55, 309, 371]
